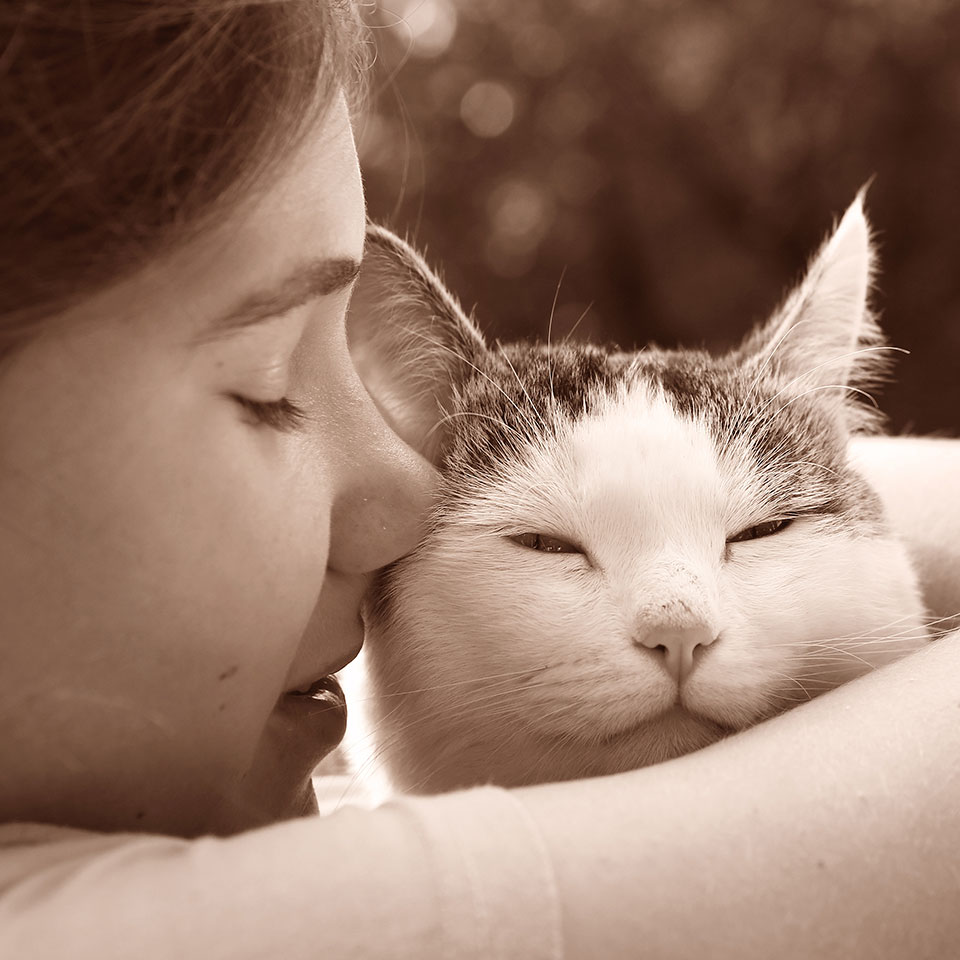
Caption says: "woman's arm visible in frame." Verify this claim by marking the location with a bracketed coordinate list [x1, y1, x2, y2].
[851, 435, 960, 626]
[508, 435, 960, 959]
[516, 625, 960, 959]
[3, 437, 956, 959]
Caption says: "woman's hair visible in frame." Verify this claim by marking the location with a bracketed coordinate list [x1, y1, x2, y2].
[0, 0, 366, 353]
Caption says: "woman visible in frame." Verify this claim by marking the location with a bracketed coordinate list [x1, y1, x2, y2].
[1, 3, 958, 957]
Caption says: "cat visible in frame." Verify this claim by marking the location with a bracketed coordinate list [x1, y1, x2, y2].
[342, 195, 930, 796]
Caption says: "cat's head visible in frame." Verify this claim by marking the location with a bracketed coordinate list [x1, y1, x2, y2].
[347, 198, 926, 793]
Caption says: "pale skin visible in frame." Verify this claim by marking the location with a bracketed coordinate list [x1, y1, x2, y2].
[0, 95, 435, 837]
[1, 89, 959, 954]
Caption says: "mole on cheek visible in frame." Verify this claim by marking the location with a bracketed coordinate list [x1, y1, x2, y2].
[218, 665, 239, 681]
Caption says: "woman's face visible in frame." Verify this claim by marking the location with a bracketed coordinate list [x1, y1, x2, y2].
[0, 97, 435, 836]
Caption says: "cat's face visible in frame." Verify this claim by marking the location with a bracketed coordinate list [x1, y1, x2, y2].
[347, 200, 927, 793]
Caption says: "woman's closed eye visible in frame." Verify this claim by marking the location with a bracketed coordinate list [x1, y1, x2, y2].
[231, 394, 307, 432]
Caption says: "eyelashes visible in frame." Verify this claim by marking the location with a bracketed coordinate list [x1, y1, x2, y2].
[232, 394, 307, 432]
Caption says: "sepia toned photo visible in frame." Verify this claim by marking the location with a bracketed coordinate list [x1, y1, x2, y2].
[2, 2, 958, 957]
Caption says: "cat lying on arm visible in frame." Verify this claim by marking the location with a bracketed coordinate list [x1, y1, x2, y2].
[344, 197, 940, 796]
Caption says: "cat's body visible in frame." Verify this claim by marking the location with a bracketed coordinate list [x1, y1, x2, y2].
[344, 198, 929, 795]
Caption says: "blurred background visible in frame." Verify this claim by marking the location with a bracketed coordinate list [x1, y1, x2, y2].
[357, 0, 959, 434]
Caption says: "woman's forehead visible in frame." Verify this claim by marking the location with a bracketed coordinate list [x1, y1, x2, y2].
[63, 97, 365, 344]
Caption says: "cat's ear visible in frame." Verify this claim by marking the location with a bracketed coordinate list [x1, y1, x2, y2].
[737, 193, 888, 426]
[347, 223, 487, 462]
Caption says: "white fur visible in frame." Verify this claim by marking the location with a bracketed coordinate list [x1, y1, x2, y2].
[339, 202, 929, 798]
[352, 383, 926, 794]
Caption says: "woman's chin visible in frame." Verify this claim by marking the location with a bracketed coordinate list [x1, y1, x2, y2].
[204, 770, 318, 836]
[202, 703, 345, 835]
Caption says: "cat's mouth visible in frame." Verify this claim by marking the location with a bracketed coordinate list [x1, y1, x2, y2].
[600, 705, 737, 747]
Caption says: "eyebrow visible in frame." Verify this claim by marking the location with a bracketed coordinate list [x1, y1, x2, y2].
[198, 256, 362, 340]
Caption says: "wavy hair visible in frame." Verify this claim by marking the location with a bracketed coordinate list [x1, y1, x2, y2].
[0, 0, 367, 352]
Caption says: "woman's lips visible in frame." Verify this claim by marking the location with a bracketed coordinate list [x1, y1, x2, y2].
[289, 674, 346, 704]
[277, 674, 348, 760]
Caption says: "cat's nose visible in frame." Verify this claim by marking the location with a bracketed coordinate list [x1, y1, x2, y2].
[634, 625, 717, 683]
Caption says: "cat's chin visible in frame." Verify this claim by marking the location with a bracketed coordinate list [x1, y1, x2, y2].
[607, 705, 736, 741]
[508, 706, 737, 784]
[591, 706, 735, 766]
[382, 705, 737, 794]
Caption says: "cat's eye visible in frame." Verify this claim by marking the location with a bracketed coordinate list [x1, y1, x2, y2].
[232, 394, 307, 432]
[727, 517, 794, 543]
[510, 532, 582, 554]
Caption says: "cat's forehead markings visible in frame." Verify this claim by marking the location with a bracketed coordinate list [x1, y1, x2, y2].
[558, 382, 726, 536]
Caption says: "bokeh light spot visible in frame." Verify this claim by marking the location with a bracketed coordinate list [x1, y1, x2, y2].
[653, 13, 731, 113]
[460, 81, 517, 138]
[487, 178, 552, 243]
[384, 0, 458, 58]
[484, 178, 555, 276]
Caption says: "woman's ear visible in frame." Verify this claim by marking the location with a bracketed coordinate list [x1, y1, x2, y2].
[735, 192, 890, 430]
[347, 223, 487, 462]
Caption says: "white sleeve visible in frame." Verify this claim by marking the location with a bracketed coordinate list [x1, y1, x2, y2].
[0, 786, 561, 960]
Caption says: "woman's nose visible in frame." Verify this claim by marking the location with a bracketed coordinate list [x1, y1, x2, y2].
[326, 397, 438, 575]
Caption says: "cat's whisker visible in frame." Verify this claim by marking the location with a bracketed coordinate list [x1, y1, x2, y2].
[841, 630, 930, 645]
[911, 610, 960, 634]
[771, 383, 880, 421]
[560, 299, 595, 345]
[720, 318, 818, 456]
[765, 621, 929, 651]
[766, 686, 820, 700]
[744, 317, 818, 391]
[741, 344, 902, 440]
[765, 691, 818, 707]
[719, 319, 838, 457]
[395, 323, 475, 371]
[496, 341, 548, 432]
[803, 610, 938, 645]
[390, 679, 567, 719]
[425, 410, 528, 448]
[344, 685, 541, 773]
[717, 341, 905, 466]
[348, 214, 935, 796]
[400, 324, 544, 440]
[777, 653, 872, 665]
[767, 671, 817, 698]
[771, 676, 837, 688]
[805, 630, 930, 661]
[808, 645, 879, 667]
[355, 702, 515, 769]
[836, 606, 937, 637]
[776, 459, 842, 480]
[362, 672, 620, 763]
[349, 666, 555, 703]
[545, 268, 567, 418]
[621, 346, 651, 384]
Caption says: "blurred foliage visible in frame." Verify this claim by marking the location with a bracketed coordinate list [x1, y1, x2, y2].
[358, 0, 960, 433]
